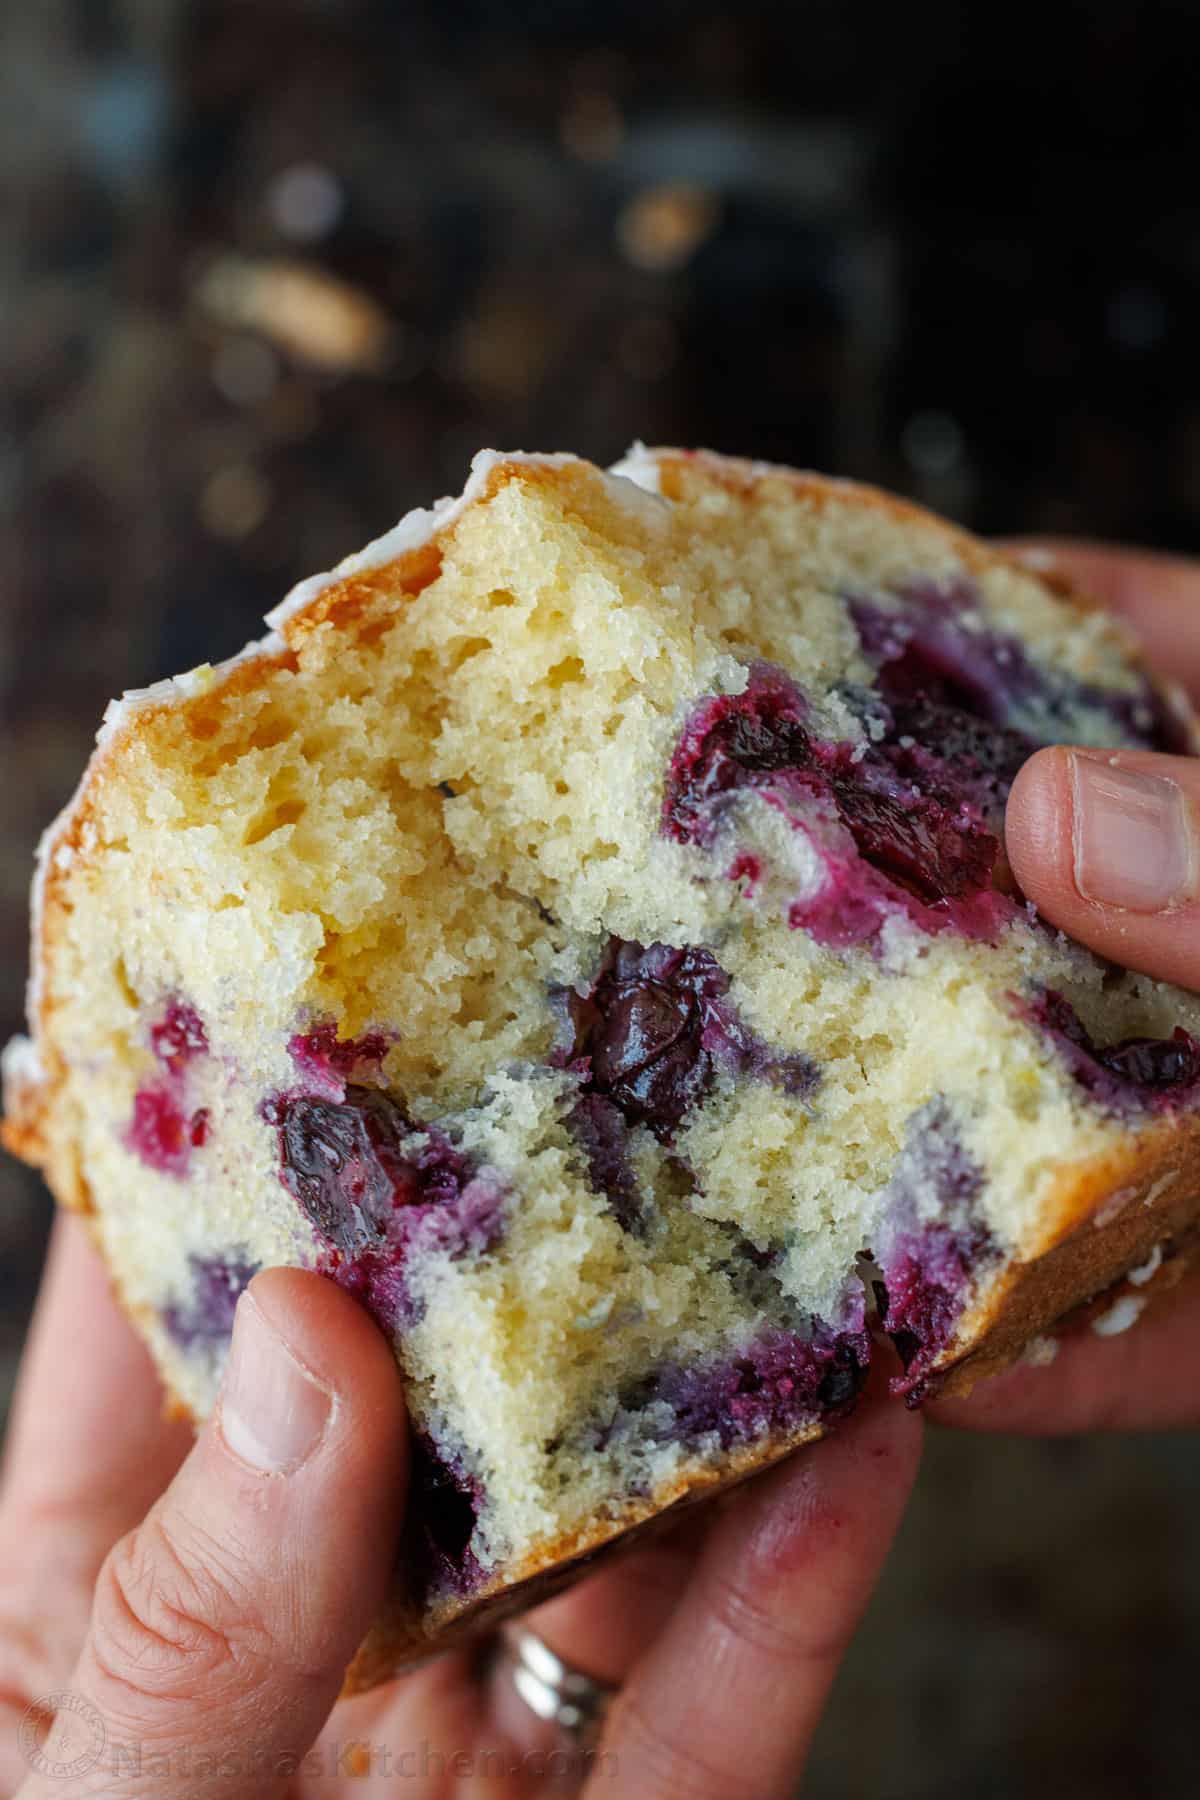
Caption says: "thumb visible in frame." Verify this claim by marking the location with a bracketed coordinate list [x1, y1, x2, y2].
[1006, 744, 1200, 990]
[19, 1269, 408, 1798]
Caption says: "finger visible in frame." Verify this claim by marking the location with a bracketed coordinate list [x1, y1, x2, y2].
[0, 1216, 193, 1701]
[1005, 539, 1200, 700]
[586, 1396, 922, 1799]
[1, 1213, 192, 1527]
[486, 1522, 706, 1763]
[520, 1514, 706, 1682]
[933, 1264, 1200, 1434]
[1006, 745, 1200, 990]
[17, 1269, 407, 1799]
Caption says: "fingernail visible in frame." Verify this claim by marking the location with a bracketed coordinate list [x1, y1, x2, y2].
[1070, 752, 1197, 912]
[219, 1292, 333, 1473]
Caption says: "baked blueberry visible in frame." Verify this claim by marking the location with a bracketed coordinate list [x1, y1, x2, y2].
[7, 445, 1199, 1688]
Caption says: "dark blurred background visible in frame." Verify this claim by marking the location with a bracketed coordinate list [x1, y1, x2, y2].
[4, 3, 1200, 1794]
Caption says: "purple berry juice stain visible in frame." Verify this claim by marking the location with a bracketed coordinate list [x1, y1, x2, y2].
[612, 1314, 870, 1452]
[403, 1434, 489, 1602]
[664, 577, 1187, 949]
[267, 1078, 505, 1332]
[126, 996, 212, 1175]
[663, 664, 1010, 946]
[556, 937, 818, 1228]
[872, 1099, 996, 1404]
[288, 1023, 393, 1099]
[164, 1253, 259, 1349]
[1023, 989, 1200, 1117]
[150, 999, 208, 1074]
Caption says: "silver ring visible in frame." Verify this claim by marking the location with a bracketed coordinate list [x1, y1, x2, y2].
[499, 1626, 616, 1751]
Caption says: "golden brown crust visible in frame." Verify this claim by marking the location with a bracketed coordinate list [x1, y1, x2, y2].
[6, 445, 1200, 1692]
[345, 1124, 1200, 1684]
[0, 1060, 49, 1170]
[343, 1417, 822, 1690]
[932, 1115, 1200, 1396]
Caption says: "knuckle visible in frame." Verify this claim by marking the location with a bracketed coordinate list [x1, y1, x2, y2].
[0, 1547, 97, 1697]
[0, 1613, 69, 1705]
[702, 1562, 851, 1670]
[609, 1692, 741, 1799]
[88, 1511, 280, 1719]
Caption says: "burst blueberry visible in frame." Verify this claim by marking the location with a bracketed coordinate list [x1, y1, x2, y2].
[561, 938, 819, 1153]
[404, 1435, 488, 1601]
[852, 580, 1188, 755]
[872, 1099, 997, 1403]
[268, 1081, 505, 1331]
[615, 1321, 870, 1451]
[663, 664, 1007, 941]
[1026, 989, 1200, 1116]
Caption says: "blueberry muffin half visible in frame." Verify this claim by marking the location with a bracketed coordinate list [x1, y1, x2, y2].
[6, 446, 1200, 1685]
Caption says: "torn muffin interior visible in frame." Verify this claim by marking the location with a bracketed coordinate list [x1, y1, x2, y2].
[16, 450, 1200, 1624]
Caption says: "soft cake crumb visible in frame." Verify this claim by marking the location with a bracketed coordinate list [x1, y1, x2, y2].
[6, 444, 1199, 1668]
